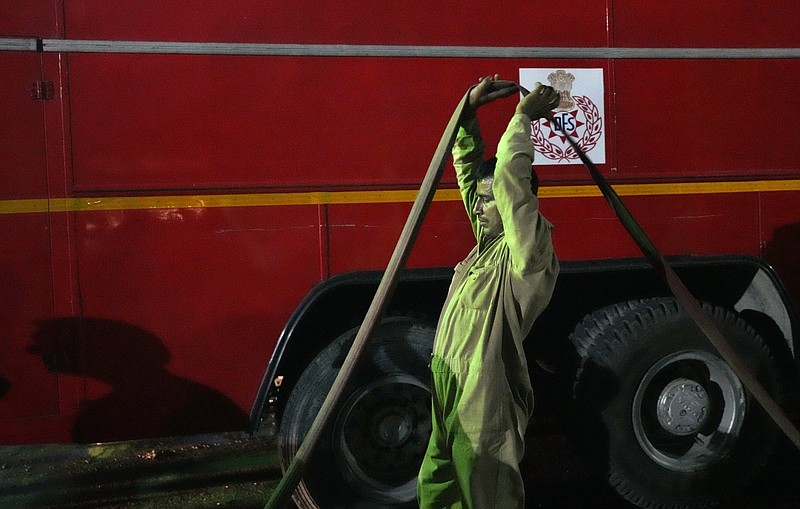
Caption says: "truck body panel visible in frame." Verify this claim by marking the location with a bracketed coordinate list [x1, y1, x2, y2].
[1, 1, 800, 452]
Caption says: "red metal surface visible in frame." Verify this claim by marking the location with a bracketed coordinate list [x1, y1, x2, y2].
[66, 54, 607, 192]
[0, 216, 58, 418]
[614, 59, 800, 180]
[62, 0, 607, 47]
[0, 53, 47, 199]
[72, 205, 322, 433]
[2, 0, 800, 444]
[613, 0, 800, 48]
[0, 0, 60, 38]
[0, 51, 58, 434]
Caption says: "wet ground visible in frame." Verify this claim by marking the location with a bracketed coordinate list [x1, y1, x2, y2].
[0, 430, 279, 509]
[1, 413, 799, 509]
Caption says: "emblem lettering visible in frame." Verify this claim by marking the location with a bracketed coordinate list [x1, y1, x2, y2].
[551, 112, 577, 136]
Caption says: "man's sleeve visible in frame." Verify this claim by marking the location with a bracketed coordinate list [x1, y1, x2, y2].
[493, 113, 557, 276]
[452, 116, 485, 240]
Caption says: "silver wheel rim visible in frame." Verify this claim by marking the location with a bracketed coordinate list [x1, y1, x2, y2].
[333, 374, 431, 504]
[632, 350, 746, 472]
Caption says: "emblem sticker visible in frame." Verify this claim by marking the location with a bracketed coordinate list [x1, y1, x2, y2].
[519, 68, 606, 165]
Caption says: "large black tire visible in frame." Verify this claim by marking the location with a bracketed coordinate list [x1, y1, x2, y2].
[569, 298, 781, 509]
[278, 317, 434, 509]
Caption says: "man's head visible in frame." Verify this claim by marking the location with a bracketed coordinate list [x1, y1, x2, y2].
[472, 157, 538, 240]
[475, 157, 539, 196]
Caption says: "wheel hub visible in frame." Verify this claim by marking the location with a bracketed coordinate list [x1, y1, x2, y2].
[634, 350, 746, 472]
[656, 377, 709, 436]
[375, 409, 413, 447]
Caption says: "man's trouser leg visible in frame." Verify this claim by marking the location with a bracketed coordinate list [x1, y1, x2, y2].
[418, 358, 527, 508]
[417, 426, 462, 508]
[418, 365, 462, 509]
[452, 426, 526, 509]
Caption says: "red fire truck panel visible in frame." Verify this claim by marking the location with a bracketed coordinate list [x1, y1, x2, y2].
[2, 3, 800, 507]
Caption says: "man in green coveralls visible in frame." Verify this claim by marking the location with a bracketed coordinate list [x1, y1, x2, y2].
[417, 76, 561, 508]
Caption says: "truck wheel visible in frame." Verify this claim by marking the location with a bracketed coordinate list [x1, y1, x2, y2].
[569, 298, 781, 509]
[278, 317, 434, 509]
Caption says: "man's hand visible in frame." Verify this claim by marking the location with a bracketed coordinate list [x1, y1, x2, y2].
[516, 82, 559, 120]
[463, 75, 519, 119]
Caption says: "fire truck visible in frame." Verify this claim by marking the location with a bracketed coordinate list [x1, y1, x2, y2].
[2, 2, 800, 508]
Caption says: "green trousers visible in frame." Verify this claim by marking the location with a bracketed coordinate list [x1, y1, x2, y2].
[417, 357, 527, 509]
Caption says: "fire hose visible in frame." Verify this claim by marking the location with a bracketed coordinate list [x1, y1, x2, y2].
[264, 85, 800, 509]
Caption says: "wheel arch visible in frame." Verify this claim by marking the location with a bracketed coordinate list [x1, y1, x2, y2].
[531, 255, 799, 373]
[249, 268, 451, 434]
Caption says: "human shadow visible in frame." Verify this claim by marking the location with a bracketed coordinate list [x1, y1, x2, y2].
[27, 317, 248, 443]
[0, 375, 9, 398]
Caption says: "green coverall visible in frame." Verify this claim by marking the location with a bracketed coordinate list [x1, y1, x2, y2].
[417, 113, 560, 508]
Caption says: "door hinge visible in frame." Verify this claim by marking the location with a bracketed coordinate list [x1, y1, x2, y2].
[31, 80, 55, 101]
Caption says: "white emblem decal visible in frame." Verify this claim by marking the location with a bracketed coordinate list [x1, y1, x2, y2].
[519, 68, 606, 165]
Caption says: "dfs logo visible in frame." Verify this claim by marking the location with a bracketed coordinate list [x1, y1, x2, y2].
[519, 68, 607, 165]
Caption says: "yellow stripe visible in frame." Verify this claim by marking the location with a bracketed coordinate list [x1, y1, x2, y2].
[2, 179, 800, 214]
[0, 199, 50, 214]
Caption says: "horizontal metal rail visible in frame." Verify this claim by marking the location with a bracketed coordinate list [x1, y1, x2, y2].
[2, 38, 800, 58]
[0, 38, 39, 52]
